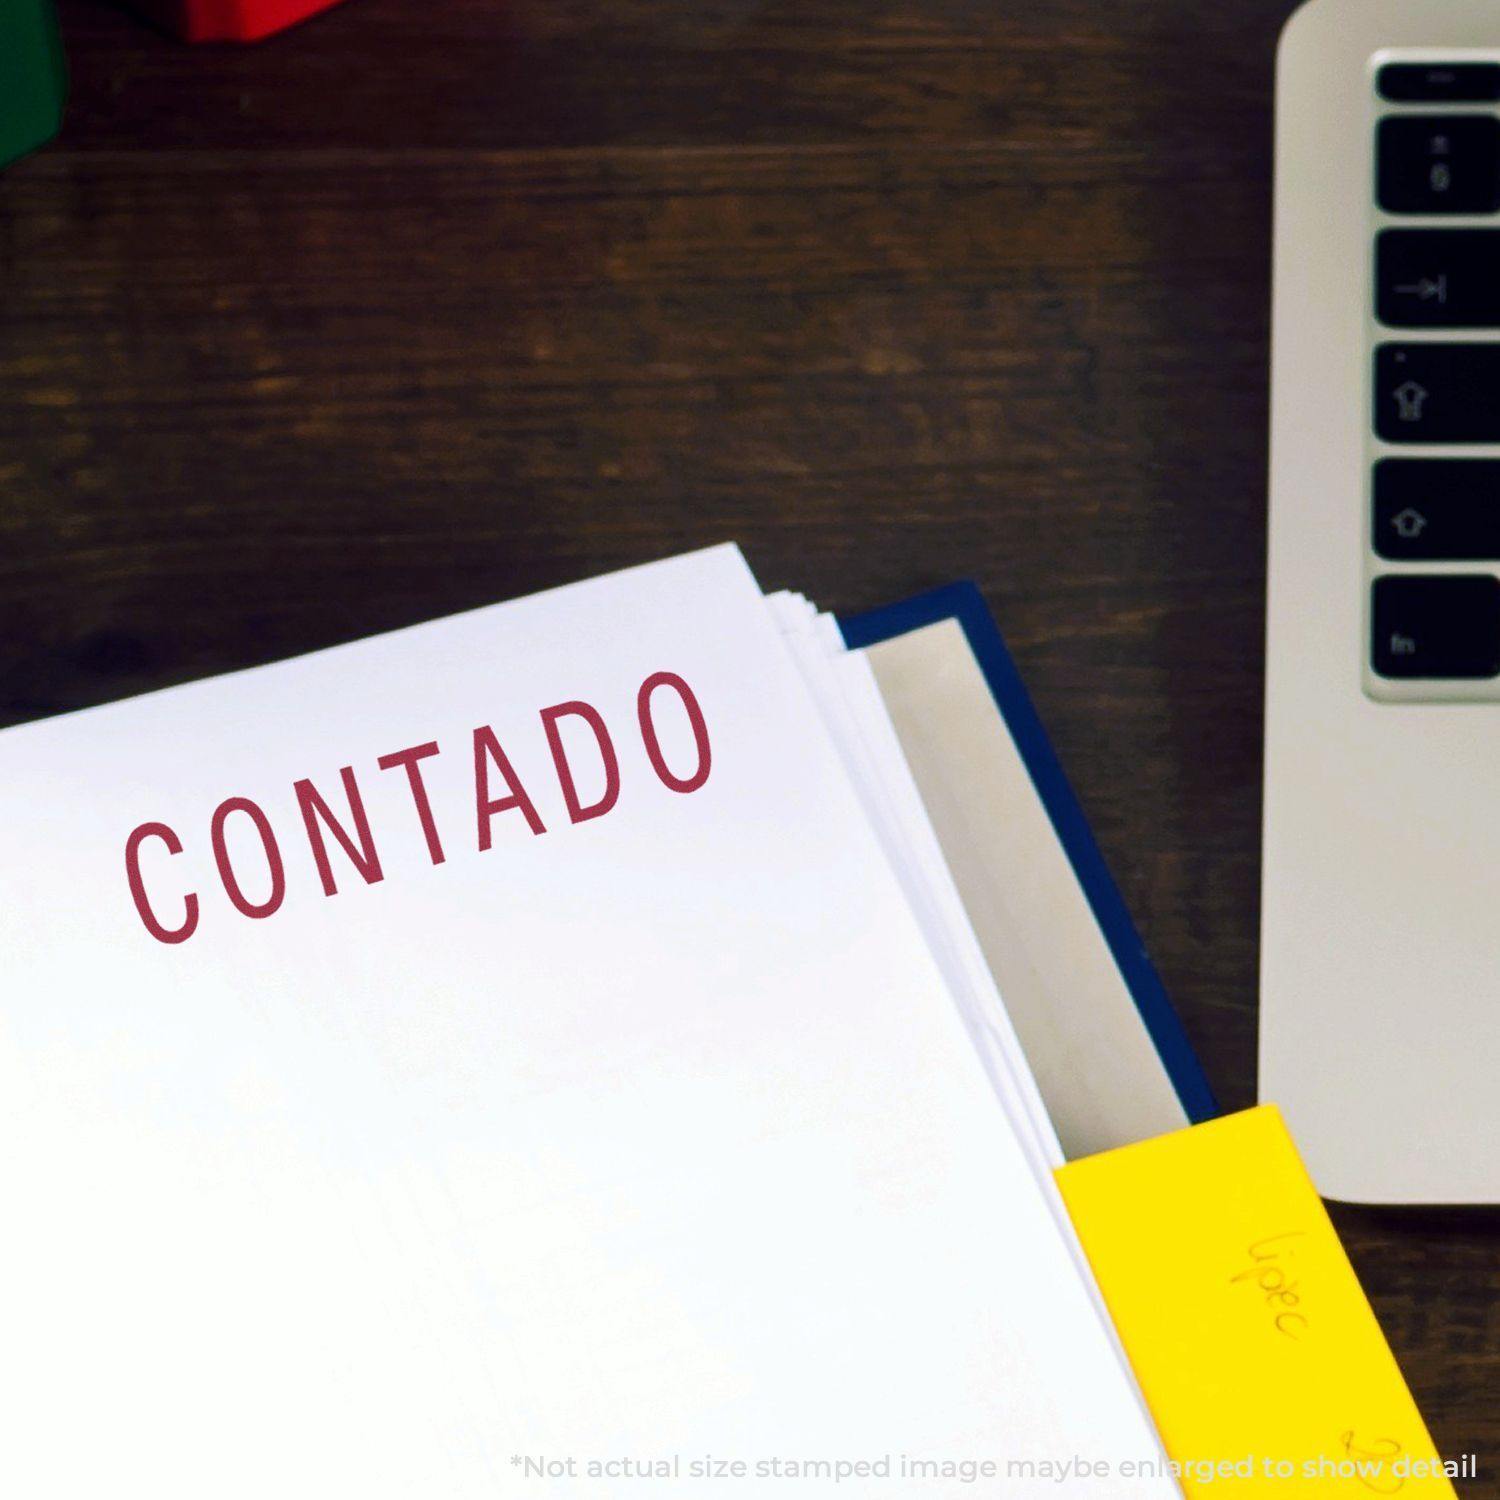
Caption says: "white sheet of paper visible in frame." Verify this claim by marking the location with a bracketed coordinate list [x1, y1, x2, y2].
[766, 593, 1064, 1180]
[0, 546, 1176, 1498]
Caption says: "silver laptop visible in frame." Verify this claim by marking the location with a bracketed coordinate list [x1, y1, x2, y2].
[1264, 0, 1500, 1203]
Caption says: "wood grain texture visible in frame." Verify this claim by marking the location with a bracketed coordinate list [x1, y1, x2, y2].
[3, 0, 1496, 1464]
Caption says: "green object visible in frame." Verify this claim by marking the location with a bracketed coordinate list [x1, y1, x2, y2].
[1, 0, 66, 169]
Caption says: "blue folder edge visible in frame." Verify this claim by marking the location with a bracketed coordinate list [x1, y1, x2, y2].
[839, 582, 1219, 1125]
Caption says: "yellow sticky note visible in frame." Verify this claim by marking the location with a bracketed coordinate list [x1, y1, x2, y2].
[1055, 1106, 1457, 1497]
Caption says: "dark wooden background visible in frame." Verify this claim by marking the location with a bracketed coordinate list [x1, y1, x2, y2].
[3, 0, 1497, 1467]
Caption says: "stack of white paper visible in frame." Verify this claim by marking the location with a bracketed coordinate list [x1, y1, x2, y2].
[0, 546, 1177, 1498]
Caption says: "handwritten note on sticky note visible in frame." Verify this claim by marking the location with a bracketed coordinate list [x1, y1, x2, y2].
[1056, 1106, 1458, 1497]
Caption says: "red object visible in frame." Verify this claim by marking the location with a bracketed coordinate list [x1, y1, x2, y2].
[129, 0, 349, 42]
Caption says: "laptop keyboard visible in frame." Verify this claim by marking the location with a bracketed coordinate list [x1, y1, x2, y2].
[1371, 63, 1500, 685]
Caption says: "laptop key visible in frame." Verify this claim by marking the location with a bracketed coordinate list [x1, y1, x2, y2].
[1377, 115, 1500, 214]
[1378, 63, 1500, 104]
[1375, 344, 1500, 442]
[1372, 575, 1500, 679]
[1375, 460, 1500, 559]
[1377, 230, 1500, 327]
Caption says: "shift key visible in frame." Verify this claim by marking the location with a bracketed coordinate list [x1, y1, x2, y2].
[1376, 344, 1500, 441]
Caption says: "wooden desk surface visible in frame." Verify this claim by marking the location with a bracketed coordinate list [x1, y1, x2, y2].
[3, 0, 1496, 1461]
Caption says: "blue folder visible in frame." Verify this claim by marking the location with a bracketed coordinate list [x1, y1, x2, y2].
[841, 582, 1217, 1128]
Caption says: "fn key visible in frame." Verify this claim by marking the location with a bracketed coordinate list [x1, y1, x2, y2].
[1373, 575, 1500, 679]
